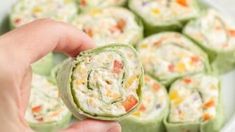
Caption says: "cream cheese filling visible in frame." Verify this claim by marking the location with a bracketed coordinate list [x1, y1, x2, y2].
[11, 0, 77, 27]
[131, 0, 198, 25]
[138, 33, 205, 82]
[25, 74, 70, 123]
[184, 9, 235, 51]
[79, 0, 126, 9]
[169, 74, 219, 123]
[72, 7, 142, 46]
[72, 47, 142, 117]
[131, 75, 168, 119]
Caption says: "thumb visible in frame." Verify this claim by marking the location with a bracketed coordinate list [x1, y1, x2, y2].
[61, 119, 121, 132]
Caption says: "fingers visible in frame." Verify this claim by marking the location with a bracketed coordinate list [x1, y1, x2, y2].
[19, 67, 32, 117]
[0, 19, 95, 66]
[62, 119, 121, 132]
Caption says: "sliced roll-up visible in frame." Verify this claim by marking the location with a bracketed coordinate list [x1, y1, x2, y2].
[164, 74, 224, 132]
[120, 75, 168, 132]
[25, 74, 72, 132]
[128, 0, 199, 35]
[32, 53, 54, 76]
[10, 0, 78, 28]
[78, 0, 127, 12]
[184, 9, 235, 74]
[72, 7, 143, 47]
[137, 32, 210, 85]
[48, 64, 61, 85]
[56, 44, 143, 120]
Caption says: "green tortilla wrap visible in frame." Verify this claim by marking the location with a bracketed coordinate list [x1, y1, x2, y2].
[10, 0, 78, 28]
[25, 74, 72, 132]
[56, 44, 143, 120]
[164, 74, 224, 132]
[136, 32, 210, 85]
[128, 0, 200, 35]
[72, 7, 143, 47]
[184, 9, 235, 74]
[120, 75, 168, 132]
[77, 0, 127, 12]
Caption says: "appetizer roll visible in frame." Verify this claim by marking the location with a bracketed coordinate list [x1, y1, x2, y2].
[78, 0, 127, 11]
[129, 0, 199, 34]
[184, 9, 235, 74]
[10, 0, 78, 28]
[72, 7, 143, 46]
[56, 45, 143, 120]
[165, 74, 224, 132]
[32, 53, 54, 76]
[25, 74, 72, 132]
[137, 32, 210, 85]
[120, 75, 168, 132]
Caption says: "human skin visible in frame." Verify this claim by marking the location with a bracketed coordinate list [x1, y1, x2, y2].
[0, 19, 121, 132]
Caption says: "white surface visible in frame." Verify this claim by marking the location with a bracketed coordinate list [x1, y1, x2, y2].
[221, 71, 235, 132]
[0, 0, 235, 131]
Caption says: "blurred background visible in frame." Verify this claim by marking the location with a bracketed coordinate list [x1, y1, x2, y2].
[1, 0, 235, 131]
[1, 0, 235, 34]
[0, 0, 16, 34]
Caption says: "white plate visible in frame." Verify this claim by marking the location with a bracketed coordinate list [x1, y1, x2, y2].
[0, 0, 235, 131]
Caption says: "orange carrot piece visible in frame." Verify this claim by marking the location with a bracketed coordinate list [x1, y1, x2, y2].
[32, 105, 42, 113]
[113, 60, 123, 74]
[153, 37, 166, 46]
[183, 78, 192, 84]
[152, 83, 161, 91]
[229, 30, 235, 36]
[83, 28, 93, 37]
[80, 0, 87, 6]
[139, 104, 146, 112]
[153, 41, 161, 47]
[122, 95, 138, 112]
[116, 19, 126, 32]
[202, 113, 212, 121]
[177, 0, 188, 7]
[168, 64, 175, 72]
[203, 99, 215, 109]
[191, 56, 200, 63]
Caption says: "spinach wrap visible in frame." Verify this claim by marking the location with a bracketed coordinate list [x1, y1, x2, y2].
[72, 7, 143, 47]
[25, 74, 72, 132]
[77, 0, 127, 12]
[120, 75, 168, 132]
[56, 44, 143, 120]
[184, 9, 235, 74]
[164, 74, 224, 132]
[137, 32, 210, 85]
[128, 0, 199, 35]
[10, 0, 78, 28]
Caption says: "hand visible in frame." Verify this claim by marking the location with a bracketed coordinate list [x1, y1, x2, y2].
[0, 19, 121, 132]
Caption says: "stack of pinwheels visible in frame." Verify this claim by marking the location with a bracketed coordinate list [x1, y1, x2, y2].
[7, 0, 235, 131]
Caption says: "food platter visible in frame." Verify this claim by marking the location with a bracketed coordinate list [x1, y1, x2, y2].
[1, 0, 235, 132]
